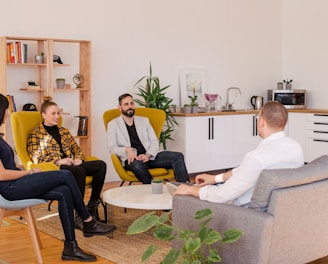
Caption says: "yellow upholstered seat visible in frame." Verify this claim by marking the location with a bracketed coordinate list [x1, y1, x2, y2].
[103, 108, 175, 186]
[10, 112, 106, 221]
[10, 111, 94, 185]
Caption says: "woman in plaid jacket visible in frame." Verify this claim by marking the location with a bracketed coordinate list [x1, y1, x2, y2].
[27, 99, 106, 229]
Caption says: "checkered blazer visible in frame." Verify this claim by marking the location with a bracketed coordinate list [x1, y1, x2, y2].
[27, 123, 85, 164]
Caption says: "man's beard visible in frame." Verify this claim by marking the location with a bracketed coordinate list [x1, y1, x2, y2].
[122, 108, 135, 117]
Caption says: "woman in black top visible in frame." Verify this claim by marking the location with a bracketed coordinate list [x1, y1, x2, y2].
[0, 94, 116, 262]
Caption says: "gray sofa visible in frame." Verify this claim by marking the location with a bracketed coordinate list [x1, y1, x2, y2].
[172, 155, 328, 264]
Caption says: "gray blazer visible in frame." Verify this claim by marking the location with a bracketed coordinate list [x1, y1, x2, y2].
[107, 115, 159, 164]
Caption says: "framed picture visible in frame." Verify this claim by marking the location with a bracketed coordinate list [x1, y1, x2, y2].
[179, 68, 206, 107]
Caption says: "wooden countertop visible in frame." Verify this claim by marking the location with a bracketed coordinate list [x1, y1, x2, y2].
[173, 109, 328, 117]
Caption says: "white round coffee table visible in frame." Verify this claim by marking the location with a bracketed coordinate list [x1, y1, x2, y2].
[102, 184, 173, 223]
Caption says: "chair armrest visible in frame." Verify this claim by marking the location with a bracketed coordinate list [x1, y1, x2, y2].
[172, 195, 274, 264]
[29, 162, 59, 171]
[85, 156, 98, 161]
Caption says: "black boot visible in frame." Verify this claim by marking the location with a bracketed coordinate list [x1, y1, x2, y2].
[62, 240, 96, 262]
[87, 198, 101, 221]
[74, 215, 84, 231]
[83, 218, 116, 237]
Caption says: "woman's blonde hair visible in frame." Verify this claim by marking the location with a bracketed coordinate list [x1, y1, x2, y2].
[40, 96, 58, 114]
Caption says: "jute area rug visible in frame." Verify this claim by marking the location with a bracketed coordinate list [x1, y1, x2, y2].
[11, 204, 171, 264]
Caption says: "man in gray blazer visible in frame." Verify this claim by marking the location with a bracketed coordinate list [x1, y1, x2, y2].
[107, 93, 190, 184]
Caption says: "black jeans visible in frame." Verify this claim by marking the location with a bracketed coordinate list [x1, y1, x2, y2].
[0, 170, 89, 242]
[60, 160, 106, 201]
[124, 151, 189, 184]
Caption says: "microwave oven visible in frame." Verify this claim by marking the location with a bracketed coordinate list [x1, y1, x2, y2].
[267, 89, 306, 109]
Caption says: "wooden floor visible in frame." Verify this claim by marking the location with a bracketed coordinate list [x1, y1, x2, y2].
[1, 180, 328, 264]
[0, 182, 121, 264]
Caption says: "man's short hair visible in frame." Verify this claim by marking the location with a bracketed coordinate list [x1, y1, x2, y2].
[118, 93, 133, 105]
[260, 101, 288, 129]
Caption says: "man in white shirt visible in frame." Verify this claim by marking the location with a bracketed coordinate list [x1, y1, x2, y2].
[174, 101, 304, 207]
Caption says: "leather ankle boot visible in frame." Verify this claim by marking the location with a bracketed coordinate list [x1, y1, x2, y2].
[74, 215, 84, 231]
[62, 240, 96, 262]
[83, 218, 116, 237]
[87, 198, 101, 221]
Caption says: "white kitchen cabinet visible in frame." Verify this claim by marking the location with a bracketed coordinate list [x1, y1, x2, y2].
[287, 113, 307, 152]
[288, 112, 328, 163]
[229, 114, 261, 166]
[305, 113, 328, 162]
[167, 114, 261, 173]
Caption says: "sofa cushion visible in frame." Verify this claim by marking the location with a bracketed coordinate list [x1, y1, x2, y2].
[249, 155, 328, 211]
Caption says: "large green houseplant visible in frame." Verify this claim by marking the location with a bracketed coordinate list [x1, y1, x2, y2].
[133, 63, 177, 150]
[127, 208, 243, 264]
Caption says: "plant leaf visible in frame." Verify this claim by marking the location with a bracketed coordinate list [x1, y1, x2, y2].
[127, 212, 158, 234]
[221, 228, 243, 243]
[185, 237, 201, 254]
[203, 229, 221, 245]
[158, 211, 171, 223]
[161, 248, 180, 264]
[153, 225, 174, 240]
[141, 244, 158, 262]
[207, 249, 222, 262]
[195, 208, 212, 220]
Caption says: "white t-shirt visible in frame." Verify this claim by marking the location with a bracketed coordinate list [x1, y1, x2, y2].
[199, 131, 304, 206]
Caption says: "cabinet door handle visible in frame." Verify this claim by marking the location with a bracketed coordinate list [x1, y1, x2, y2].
[313, 139, 328, 143]
[208, 118, 211, 140]
[253, 115, 258, 136]
[314, 122, 328, 126]
[208, 118, 214, 140]
[314, 114, 328, 117]
[313, 130, 328, 134]
[211, 118, 214, 140]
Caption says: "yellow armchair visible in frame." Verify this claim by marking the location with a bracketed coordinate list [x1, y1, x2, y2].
[103, 108, 175, 186]
[10, 112, 107, 222]
[10, 111, 93, 186]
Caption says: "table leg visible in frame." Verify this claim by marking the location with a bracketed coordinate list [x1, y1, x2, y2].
[107, 203, 115, 239]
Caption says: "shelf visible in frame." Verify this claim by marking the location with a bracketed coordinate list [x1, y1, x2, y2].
[8, 63, 46, 66]
[20, 88, 45, 91]
[1, 36, 92, 155]
[7, 63, 70, 67]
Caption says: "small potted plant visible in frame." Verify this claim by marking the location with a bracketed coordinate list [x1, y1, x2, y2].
[283, 79, 293, 90]
[188, 89, 199, 113]
[35, 51, 45, 64]
[183, 103, 192, 114]
[127, 208, 243, 263]
[151, 179, 164, 194]
[56, 78, 66, 89]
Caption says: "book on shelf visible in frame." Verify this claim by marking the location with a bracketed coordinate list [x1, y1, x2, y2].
[75, 116, 88, 136]
[6, 95, 17, 112]
[6, 41, 27, 63]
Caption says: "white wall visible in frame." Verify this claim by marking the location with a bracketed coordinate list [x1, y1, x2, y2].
[282, 0, 328, 108]
[1, 0, 309, 182]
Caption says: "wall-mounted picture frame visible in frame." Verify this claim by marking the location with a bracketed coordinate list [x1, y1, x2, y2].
[179, 68, 206, 107]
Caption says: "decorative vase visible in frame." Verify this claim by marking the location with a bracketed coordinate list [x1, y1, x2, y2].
[192, 105, 198, 113]
[56, 78, 66, 89]
[286, 83, 292, 90]
[35, 55, 44, 64]
[183, 106, 192, 114]
[151, 180, 163, 194]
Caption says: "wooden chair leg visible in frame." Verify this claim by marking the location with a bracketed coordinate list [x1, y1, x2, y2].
[0, 208, 5, 228]
[24, 208, 43, 264]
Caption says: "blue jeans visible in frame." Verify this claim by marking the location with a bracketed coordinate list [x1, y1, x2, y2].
[124, 151, 190, 184]
[0, 170, 89, 242]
